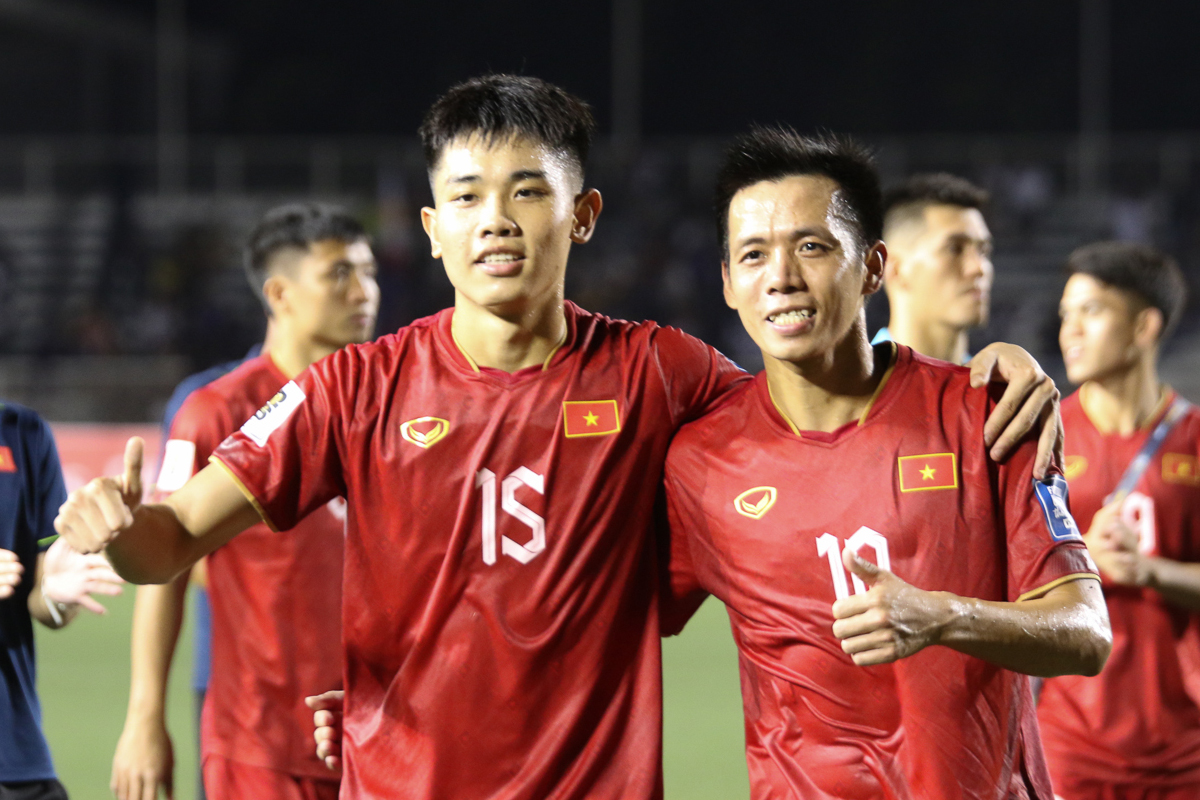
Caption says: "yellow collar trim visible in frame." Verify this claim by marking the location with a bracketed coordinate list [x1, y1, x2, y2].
[450, 319, 568, 375]
[857, 342, 898, 426]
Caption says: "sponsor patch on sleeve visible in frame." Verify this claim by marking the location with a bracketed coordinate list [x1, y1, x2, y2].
[1034, 474, 1082, 541]
[155, 439, 197, 492]
[240, 381, 306, 447]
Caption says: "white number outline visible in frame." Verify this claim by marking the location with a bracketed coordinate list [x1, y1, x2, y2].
[476, 467, 547, 565]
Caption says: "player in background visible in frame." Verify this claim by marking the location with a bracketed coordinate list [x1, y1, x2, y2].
[112, 322, 276, 800]
[1, 402, 125, 800]
[661, 128, 1110, 800]
[873, 173, 993, 364]
[1038, 242, 1200, 800]
[60, 76, 1060, 800]
[108, 203, 377, 800]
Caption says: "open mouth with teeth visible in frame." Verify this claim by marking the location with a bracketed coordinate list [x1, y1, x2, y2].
[768, 309, 815, 324]
[479, 253, 523, 264]
[476, 251, 526, 276]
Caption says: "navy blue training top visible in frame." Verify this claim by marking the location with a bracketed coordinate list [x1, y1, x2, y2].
[0, 401, 67, 781]
[160, 345, 260, 692]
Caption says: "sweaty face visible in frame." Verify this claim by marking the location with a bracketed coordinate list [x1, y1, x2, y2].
[1058, 273, 1143, 385]
[892, 205, 993, 327]
[422, 135, 585, 317]
[723, 175, 881, 366]
[278, 238, 380, 347]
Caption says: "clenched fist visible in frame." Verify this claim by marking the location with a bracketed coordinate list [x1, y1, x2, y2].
[53, 438, 144, 554]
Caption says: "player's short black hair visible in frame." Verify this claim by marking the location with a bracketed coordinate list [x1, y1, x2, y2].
[882, 173, 989, 237]
[1066, 240, 1188, 341]
[419, 74, 596, 182]
[714, 126, 882, 258]
[244, 202, 366, 311]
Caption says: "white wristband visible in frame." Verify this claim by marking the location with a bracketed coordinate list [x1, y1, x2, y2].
[40, 577, 69, 626]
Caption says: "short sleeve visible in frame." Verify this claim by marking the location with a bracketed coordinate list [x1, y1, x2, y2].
[155, 388, 232, 496]
[210, 357, 345, 533]
[33, 418, 67, 552]
[997, 433, 1099, 602]
[658, 452, 711, 637]
[650, 326, 749, 427]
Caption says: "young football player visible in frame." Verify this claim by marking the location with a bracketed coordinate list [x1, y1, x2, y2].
[1038, 242, 1200, 800]
[874, 173, 993, 364]
[108, 203, 378, 800]
[660, 128, 1111, 800]
[59, 77, 1061, 800]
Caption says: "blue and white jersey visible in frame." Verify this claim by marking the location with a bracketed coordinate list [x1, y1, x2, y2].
[0, 401, 67, 781]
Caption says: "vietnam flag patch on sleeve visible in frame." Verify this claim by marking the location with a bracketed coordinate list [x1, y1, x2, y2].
[563, 400, 621, 438]
[898, 452, 957, 492]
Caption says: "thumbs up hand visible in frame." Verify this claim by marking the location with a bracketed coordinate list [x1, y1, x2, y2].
[53, 437, 145, 555]
[830, 546, 951, 666]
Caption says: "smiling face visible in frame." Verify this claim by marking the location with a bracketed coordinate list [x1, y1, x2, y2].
[1059, 272, 1155, 385]
[723, 174, 884, 367]
[420, 134, 600, 318]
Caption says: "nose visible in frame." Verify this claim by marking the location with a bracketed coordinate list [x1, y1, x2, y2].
[964, 245, 993, 283]
[480, 193, 518, 238]
[347, 267, 380, 311]
[765, 250, 806, 294]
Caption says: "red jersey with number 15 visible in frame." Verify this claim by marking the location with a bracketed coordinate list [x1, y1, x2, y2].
[1038, 388, 1200, 788]
[158, 354, 344, 778]
[663, 345, 1098, 800]
[211, 302, 748, 800]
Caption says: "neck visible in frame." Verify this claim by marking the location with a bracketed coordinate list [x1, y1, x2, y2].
[1080, 357, 1164, 436]
[266, 321, 340, 379]
[765, 321, 888, 434]
[451, 291, 567, 373]
[887, 303, 969, 364]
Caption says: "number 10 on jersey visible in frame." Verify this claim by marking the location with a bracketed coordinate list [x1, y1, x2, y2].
[816, 527, 891, 600]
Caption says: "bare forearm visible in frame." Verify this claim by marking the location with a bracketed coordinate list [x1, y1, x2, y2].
[937, 579, 1110, 677]
[125, 577, 189, 722]
[1146, 558, 1200, 611]
[105, 504, 203, 585]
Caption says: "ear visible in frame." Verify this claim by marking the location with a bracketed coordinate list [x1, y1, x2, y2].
[420, 206, 442, 259]
[262, 274, 288, 318]
[570, 189, 603, 244]
[863, 241, 887, 297]
[722, 261, 737, 310]
[1134, 306, 1164, 349]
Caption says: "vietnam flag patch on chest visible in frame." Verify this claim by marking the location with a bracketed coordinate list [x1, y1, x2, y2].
[898, 452, 957, 492]
[563, 400, 621, 437]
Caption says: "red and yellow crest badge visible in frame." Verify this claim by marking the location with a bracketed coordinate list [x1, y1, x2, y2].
[734, 486, 777, 520]
[563, 400, 621, 438]
[898, 453, 958, 492]
[0, 446, 14, 473]
[1163, 453, 1200, 486]
[400, 417, 450, 449]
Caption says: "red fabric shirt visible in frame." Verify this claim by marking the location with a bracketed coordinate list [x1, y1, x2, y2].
[1038, 389, 1200, 787]
[211, 302, 748, 800]
[159, 354, 344, 778]
[662, 345, 1098, 800]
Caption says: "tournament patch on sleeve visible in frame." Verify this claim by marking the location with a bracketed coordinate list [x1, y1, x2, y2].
[156, 439, 197, 492]
[1033, 474, 1082, 541]
[240, 381, 307, 447]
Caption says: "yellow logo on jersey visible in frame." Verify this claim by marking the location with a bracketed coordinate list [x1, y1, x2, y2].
[400, 417, 450, 449]
[1064, 455, 1088, 481]
[1163, 453, 1200, 486]
[734, 486, 777, 520]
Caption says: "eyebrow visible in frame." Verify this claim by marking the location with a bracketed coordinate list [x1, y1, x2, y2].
[445, 169, 548, 186]
[734, 227, 829, 250]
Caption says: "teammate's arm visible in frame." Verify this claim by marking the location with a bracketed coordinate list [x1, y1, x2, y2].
[831, 549, 1109, 676]
[110, 577, 188, 800]
[54, 438, 261, 584]
[1082, 501, 1200, 610]
[967, 342, 1063, 479]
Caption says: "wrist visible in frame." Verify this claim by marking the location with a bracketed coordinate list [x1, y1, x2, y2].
[931, 592, 971, 647]
[39, 577, 73, 626]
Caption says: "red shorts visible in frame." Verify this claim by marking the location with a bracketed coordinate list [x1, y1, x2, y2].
[1053, 779, 1200, 800]
[202, 754, 340, 800]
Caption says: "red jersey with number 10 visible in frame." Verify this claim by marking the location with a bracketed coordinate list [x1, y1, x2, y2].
[663, 345, 1098, 800]
[160, 354, 344, 778]
[1038, 389, 1200, 788]
[211, 302, 748, 800]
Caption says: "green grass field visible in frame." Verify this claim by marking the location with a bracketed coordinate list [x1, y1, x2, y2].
[36, 592, 748, 800]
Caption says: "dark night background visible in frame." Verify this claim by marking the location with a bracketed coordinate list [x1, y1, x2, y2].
[2, 1, 1198, 137]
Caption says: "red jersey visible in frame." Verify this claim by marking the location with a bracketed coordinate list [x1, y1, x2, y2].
[158, 354, 344, 778]
[210, 302, 748, 800]
[1038, 388, 1200, 787]
[662, 345, 1098, 800]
